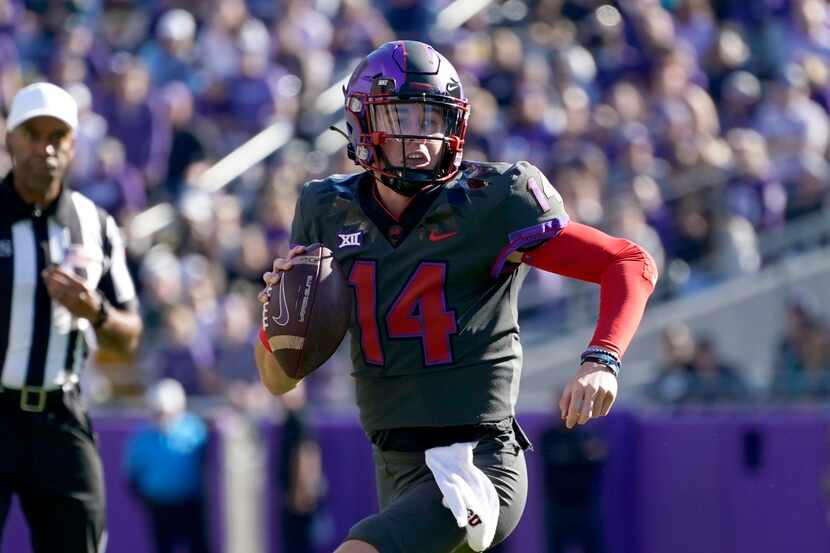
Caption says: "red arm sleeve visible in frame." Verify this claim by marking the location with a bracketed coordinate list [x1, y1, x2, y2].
[521, 222, 658, 358]
[258, 327, 272, 353]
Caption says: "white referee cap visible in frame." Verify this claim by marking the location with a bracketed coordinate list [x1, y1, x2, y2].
[7, 82, 79, 132]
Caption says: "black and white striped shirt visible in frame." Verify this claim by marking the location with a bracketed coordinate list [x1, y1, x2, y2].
[0, 173, 137, 391]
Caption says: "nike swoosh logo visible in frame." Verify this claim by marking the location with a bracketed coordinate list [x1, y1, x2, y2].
[428, 230, 458, 242]
[271, 278, 290, 326]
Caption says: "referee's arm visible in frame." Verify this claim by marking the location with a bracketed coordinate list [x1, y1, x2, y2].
[43, 215, 143, 360]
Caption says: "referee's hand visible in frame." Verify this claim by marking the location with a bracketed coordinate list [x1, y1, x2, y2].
[42, 267, 101, 322]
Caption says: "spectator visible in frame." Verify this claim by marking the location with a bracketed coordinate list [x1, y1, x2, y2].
[381, 0, 435, 40]
[540, 391, 607, 553]
[754, 66, 829, 181]
[213, 21, 281, 145]
[163, 81, 222, 198]
[606, 195, 666, 276]
[214, 291, 260, 387]
[781, 0, 830, 68]
[674, 0, 717, 59]
[718, 71, 762, 131]
[0, 1, 22, 112]
[771, 295, 830, 401]
[587, 4, 644, 88]
[66, 82, 108, 184]
[125, 379, 211, 553]
[274, 382, 325, 553]
[139, 8, 202, 90]
[198, 0, 249, 82]
[783, 153, 830, 220]
[330, 0, 395, 61]
[685, 336, 749, 404]
[703, 25, 752, 105]
[154, 304, 219, 396]
[72, 136, 147, 218]
[644, 323, 696, 405]
[723, 128, 786, 230]
[606, 122, 671, 198]
[101, 54, 171, 190]
[257, 171, 300, 257]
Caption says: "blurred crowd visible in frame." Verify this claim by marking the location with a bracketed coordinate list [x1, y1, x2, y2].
[2, 0, 830, 405]
[645, 292, 830, 405]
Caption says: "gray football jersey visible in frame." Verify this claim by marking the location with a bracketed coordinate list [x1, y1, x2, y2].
[291, 160, 569, 432]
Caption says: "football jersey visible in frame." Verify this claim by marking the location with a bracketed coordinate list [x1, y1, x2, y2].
[291, 160, 569, 433]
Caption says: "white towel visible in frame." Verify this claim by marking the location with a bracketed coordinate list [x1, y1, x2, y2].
[425, 442, 500, 552]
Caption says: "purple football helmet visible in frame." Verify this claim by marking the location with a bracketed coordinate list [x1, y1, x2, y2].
[343, 40, 470, 196]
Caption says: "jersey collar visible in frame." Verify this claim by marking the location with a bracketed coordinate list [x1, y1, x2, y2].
[1, 171, 74, 224]
[359, 174, 443, 247]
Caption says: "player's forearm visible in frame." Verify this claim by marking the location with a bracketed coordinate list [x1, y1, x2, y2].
[95, 308, 143, 359]
[255, 340, 300, 395]
[523, 222, 658, 358]
[588, 248, 657, 357]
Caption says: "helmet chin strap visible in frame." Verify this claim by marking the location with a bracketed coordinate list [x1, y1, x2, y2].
[376, 172, 429, 197]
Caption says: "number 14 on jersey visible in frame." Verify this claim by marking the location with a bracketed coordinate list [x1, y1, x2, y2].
[348, 261, 457, 366]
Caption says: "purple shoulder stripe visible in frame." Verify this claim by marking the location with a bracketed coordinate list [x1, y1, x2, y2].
[490, 216, 570, 278]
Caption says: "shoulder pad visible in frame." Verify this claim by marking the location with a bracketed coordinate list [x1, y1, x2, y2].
[456, 161, 514, 189]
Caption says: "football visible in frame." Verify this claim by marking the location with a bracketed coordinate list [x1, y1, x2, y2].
[262, 244, 352, 379]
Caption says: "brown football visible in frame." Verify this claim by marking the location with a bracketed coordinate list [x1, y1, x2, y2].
[262, 244, 352, 379]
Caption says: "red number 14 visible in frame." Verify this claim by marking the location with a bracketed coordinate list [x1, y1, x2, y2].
[348, 261, 457, 366]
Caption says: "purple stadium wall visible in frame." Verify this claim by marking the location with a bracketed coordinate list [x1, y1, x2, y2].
[3, 409, 829, 553]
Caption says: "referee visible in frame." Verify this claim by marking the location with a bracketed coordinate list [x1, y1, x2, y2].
[0, 83, 143, 552]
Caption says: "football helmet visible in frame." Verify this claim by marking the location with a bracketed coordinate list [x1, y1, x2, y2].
[343, 40, 470, 196]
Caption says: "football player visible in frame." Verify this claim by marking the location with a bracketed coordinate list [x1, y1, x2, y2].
[255, 41, 657, 553]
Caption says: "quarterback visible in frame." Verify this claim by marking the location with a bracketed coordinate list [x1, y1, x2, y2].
[255, 41, 656, 553]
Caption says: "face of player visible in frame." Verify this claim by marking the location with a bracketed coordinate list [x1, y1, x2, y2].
[7, 116, 75, 202]
[372, 102, 447, 171]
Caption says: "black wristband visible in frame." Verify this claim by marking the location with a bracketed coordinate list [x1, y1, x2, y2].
[580, 350, 621, 378]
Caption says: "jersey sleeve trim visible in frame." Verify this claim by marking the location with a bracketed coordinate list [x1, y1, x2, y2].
[490, 215, 569, 278]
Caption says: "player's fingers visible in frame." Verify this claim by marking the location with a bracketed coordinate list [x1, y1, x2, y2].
[256, 286, 271, 304]
[565, 386, 584, 429]
[577, 386, 597, 425]
[559, 385, 572, 420]
[262, 271, 282, 285]
[271, 257, 293, 272]
[286, 244, 310, 259]
[598, 390, 616, 417]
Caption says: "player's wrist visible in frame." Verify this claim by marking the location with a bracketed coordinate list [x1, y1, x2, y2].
[580, 347, 620, 378]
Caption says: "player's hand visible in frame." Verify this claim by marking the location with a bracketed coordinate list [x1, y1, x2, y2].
[42, 266, 101, 321]
[559, 362, 618, 429]
[257, 245, 308, 304]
